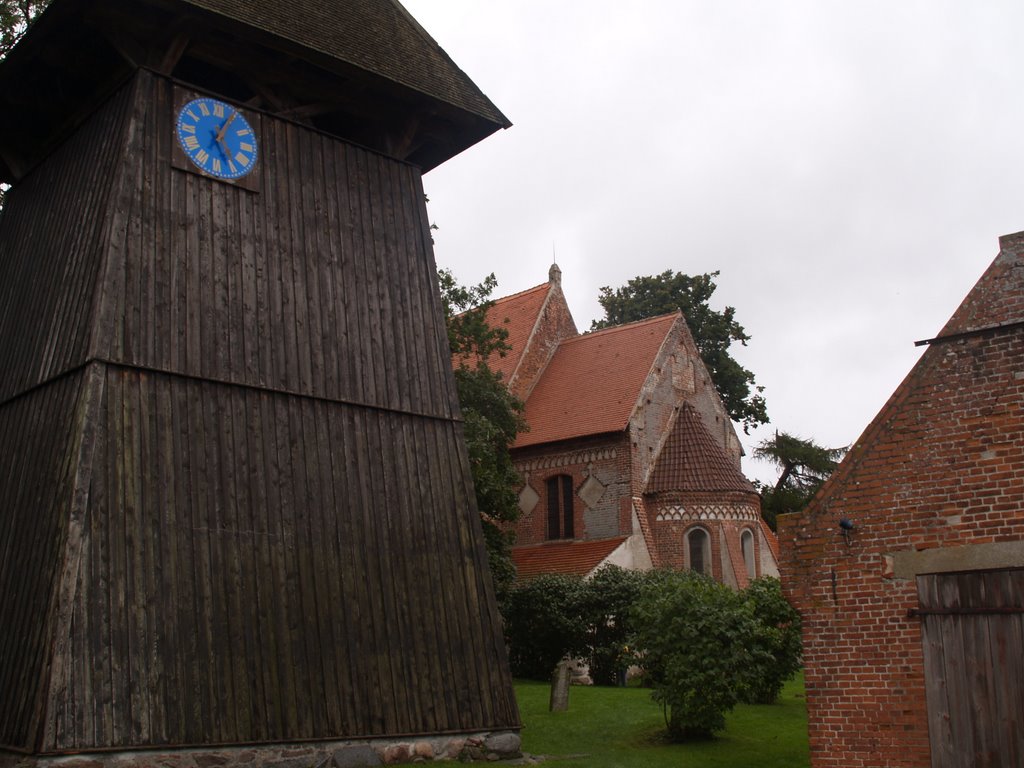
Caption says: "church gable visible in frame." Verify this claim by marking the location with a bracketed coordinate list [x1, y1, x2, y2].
[481, 266, 577, 400]
[514, 313, 678, 449]
[493, 268, 771, 585]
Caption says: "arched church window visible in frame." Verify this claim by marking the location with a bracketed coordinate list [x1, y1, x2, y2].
[687, 527, 710, 575]
[546, 474, 574, 540]
[741, 529, 755, 578]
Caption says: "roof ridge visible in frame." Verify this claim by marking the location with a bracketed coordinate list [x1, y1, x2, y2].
[489, 282, 549, 308]
[565, 312, 680, 344]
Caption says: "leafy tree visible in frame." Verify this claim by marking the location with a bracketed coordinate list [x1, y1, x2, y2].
[438, 268, 527, 601]
[740, 577, 802, 704]
[591, 270, 767, 433]
[502, 574, 589, 680]
[0, 0, 50, 211]
[755, 431, 846, 530]
[630, 570, 764, 740]
[581, 565, 647, 685]
[0, 0, 47, 58]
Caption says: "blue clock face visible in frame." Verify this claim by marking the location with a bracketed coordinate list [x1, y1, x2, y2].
[176, 97, 258, 180]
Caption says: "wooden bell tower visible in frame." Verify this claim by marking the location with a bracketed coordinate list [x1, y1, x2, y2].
[0, 0, 518, 764]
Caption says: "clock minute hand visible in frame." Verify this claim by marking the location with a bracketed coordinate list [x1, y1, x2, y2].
[215, 110, 238, 152]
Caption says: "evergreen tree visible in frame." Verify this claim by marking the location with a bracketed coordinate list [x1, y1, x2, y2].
[755, 431, 846, 529]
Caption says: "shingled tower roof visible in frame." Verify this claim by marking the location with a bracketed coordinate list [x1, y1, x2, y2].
[0, 0, 509, 181]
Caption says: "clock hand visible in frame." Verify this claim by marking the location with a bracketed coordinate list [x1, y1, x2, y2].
[215, 110, 238, 159]
[216, 110, 238, 144]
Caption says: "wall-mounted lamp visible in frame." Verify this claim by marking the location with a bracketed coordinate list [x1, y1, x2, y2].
[839, 518, 855, 546]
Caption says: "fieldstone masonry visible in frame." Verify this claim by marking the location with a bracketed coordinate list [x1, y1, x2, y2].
[1, 731, 522, 768]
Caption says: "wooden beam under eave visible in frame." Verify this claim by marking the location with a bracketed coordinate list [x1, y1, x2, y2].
[385, 114, 423, 162]
[158, 33, 191, 75]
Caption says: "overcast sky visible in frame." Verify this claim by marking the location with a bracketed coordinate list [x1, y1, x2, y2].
[401, 0, 1024, 484]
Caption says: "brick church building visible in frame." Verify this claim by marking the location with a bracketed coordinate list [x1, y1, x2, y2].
[779, 232, 1024, 767]
[480, 265, 778, 586]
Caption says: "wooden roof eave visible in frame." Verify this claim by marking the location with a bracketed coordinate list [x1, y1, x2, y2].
[0, 0, 509, 183]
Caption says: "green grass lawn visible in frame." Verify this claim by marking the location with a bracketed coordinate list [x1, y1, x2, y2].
[512, 673, 809, 768]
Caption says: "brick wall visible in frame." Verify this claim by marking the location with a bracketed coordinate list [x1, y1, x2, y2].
[508, 280, 577, 400]
[778, 237, 1024, 768]
[513, 434, 632, 546]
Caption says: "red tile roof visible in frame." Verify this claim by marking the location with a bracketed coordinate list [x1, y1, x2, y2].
[512, 536, 628, 579]
[759, 519, 780, 562]
[480, 283, 550, 384]
[514, 314, 678, 448]
[645, 403, 755, 493]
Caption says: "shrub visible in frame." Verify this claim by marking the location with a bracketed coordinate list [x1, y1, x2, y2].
[582, 565, 646, 685]
[630, 570, 760, 740]
[740, 577, 802, 704]
[502, 574, 589, 679]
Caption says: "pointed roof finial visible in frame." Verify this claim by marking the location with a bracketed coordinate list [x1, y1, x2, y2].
[549, 261, 562, 285]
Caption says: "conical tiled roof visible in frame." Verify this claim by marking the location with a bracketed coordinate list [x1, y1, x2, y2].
[646, 403, 755, 494]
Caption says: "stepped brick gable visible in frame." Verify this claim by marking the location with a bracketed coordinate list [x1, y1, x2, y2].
[478, 267, 778, 582]
[778, 232, 1024, 768]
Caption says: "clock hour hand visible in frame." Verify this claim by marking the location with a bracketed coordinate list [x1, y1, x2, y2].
[215, 110, 238, 155]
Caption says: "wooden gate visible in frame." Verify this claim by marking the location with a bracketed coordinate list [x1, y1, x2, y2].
[914, 568, 1024, 767]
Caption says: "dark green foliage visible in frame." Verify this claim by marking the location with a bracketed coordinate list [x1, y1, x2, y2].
[740, 578, 802, 704]
[754, 432, 846, 530]
[1, 0, 51, 212]
[582, 565, 647, 685]
[591, 270, 767, 433]
[0, 0, 48, 58]
[502, 574, 589, 679]
[438, 268, 527, 600]
[630, 570, 762, 740]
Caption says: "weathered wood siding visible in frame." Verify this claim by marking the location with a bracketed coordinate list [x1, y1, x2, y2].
[44, 364, 514, 750]
[0, 84, 134, 402]
[93, 71, 459, 418]
[0, 69, 518, 753]
[917, 569, 1024, 768]
[0, 369, 95, 751]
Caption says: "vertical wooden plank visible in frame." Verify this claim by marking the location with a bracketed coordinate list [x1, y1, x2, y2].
[272, 394, 308, 736]
[345, 406, 391, 734]
[331, 143, 360, 403]
[917, 574, 955, 767]
[188, 378, 217, 744]
[409, 416, 460, 731]
[300, 399, 343, 733]
[983, 570, 1023, 767]
[313, 140, 340, 400]
[329, 404, 374, 736]
[298, 133, 326, 397]
[154, 376, 183, 743]
[350, 148, 380, 404]
[104, 370, 129, 747]
[958, 573, 996, 766]
[171, 378, 203, 744]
